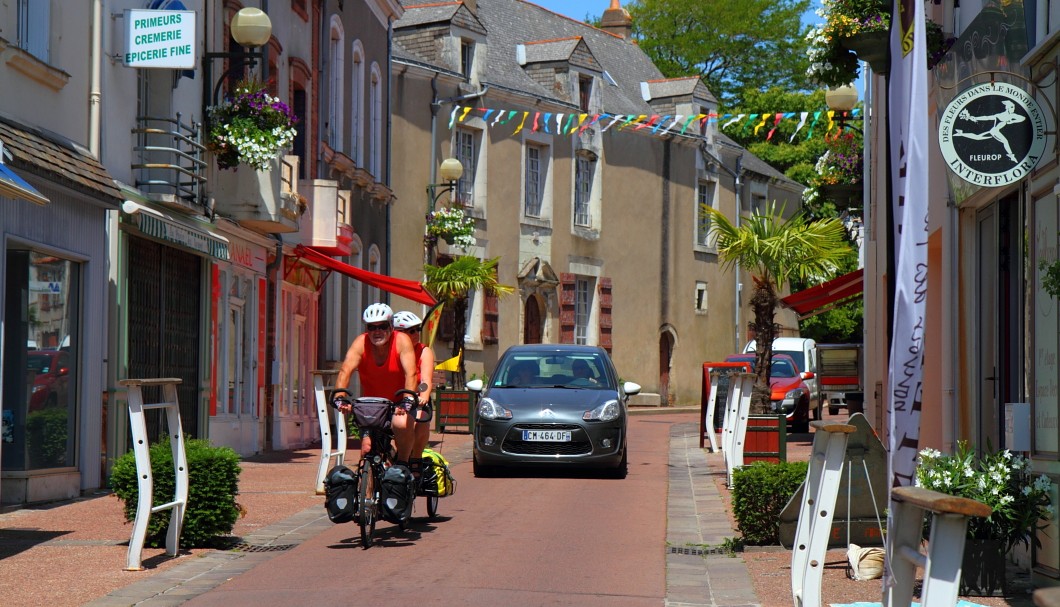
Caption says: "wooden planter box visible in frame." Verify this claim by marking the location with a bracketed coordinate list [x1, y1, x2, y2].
[743, 414, 787, 464]
[434, 389, 476, 433]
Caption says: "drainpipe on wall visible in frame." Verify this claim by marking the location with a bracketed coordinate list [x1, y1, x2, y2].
[89, 0, 103, 157]
[385, 16, 393, 278]
[701, 143, 743, 351]
[264, 234, 284, 449]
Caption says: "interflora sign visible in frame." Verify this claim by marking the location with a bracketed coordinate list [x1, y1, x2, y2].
[938, 82, 1047, 187]
[123, 9, 196, 69]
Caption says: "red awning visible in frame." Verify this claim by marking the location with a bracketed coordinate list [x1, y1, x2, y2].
[291, 245, 437, 306]
[780, 268, 863, 319]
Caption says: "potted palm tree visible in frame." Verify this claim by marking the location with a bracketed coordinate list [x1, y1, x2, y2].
[703, 201, 851, 414]
[423, 256, 514, 387]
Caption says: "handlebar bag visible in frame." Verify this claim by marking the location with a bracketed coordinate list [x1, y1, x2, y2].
[352, 397, 392, 430]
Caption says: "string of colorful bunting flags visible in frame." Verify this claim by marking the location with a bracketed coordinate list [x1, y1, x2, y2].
[448, 106, 862, 142]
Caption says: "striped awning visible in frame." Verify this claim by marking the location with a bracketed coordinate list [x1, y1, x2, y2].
[126, 203, 229, 260]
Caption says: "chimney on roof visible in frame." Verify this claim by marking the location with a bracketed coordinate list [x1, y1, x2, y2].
[600, 0, 632, 40]
[463, 0, 477, 15]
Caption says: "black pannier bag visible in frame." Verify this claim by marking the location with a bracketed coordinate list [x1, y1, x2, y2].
[352, 397, 392, 430]
[324, 465, 358, 524]
[379, 464, 415, 524]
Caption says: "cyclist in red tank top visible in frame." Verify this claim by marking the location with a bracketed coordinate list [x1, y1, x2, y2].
[335, 303, 420, 464]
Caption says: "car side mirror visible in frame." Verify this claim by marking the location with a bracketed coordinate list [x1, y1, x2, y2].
[465, 379, 484, 392]
[801, 371, 815, 380]
[623, 381, 641, 396]
[58, 367, 69, 376]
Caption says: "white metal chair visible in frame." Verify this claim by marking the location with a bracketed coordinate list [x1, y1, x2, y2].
[722, 372, 754, 486]
[883, 485, 992, 607]
[791, 421, 856, 607]
[120, 377, 187, 571]
[313, 370, 346, 494]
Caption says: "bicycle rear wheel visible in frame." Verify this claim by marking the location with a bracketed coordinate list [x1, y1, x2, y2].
[427, 495, 439, 518]
[358, 465, 377, 548]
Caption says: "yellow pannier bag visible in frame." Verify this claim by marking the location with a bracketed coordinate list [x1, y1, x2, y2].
[420, 448, 455, 497]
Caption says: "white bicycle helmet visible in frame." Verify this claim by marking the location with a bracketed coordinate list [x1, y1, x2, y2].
[392, 311, 422, 330]
[362, 303, 393, 324]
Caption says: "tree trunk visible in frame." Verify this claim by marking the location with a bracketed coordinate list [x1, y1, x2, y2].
[750, 277, 778, 415]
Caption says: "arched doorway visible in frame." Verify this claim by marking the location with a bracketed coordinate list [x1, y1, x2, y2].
[524, 295, 544, 344]
[659, 330, 675, 406]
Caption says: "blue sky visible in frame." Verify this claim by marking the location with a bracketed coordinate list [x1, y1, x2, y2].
[527, 1, 824, 28]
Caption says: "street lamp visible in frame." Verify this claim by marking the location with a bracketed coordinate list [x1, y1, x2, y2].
[424, 158, 464, 264]
[426, 157, 464, 214]
[825, 84, 861, 132]
[201, 7, 273, 114]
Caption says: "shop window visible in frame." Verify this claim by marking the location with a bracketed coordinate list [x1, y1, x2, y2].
[2, 249, 80, 470]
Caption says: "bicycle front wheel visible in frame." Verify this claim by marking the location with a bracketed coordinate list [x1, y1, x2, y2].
[358, 465, 377, 548]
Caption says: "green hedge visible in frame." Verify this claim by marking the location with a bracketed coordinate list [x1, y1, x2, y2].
[110, 438, 242, 548]
[731, 460, 808, 545]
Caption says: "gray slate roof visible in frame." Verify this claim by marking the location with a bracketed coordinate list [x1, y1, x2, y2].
[396, 0, 669, 114]
[522, 37, 582, 64]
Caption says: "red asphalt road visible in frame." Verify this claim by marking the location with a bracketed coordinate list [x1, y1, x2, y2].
[185, 415, 674, 607]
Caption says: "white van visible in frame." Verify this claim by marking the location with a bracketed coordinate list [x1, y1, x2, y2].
[743, 337, 820, 418]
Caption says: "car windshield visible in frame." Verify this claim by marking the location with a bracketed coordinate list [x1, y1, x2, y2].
[770, 359, 796, 378]
[724, 356, 796, 377]
[494, 353, 610, 388]
[27, 354, 51, 373]
[774, 350, 805, 371]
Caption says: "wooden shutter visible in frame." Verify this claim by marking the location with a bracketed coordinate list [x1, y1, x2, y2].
[482, 291, 499, 345]
[559, 272, 576, 344]
[598, 277, 613, 353]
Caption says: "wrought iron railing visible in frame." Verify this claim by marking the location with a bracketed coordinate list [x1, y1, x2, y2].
[131, 114, 207, 211]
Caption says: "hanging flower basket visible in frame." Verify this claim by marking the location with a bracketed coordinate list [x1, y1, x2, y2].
[426, 206, 475, 251]
[807, 0, 955, 87]
[839, 29, 889, 74]
[206, 79, 298, 171]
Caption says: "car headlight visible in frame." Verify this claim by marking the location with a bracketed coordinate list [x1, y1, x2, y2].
[583, 399, 620, 422]
[478, 398, 512, 420]
[784, 388, 806, 401]
[32, 385, 46, 394]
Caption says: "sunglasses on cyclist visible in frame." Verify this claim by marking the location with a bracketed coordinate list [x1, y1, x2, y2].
[366, 323, 391, 332]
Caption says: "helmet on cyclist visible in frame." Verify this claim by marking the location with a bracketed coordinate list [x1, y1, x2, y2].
[392, 311, 422, 330]
[362, 303, 393, 324]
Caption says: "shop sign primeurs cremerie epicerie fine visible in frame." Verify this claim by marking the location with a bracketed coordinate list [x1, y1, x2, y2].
[123, 9, 196, 69]
[938, 81, 1047, 187]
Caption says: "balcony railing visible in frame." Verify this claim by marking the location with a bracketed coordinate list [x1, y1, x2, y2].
[131, 114, 207, 213]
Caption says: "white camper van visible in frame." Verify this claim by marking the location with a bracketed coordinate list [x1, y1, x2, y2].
[743, 337, 820, 418]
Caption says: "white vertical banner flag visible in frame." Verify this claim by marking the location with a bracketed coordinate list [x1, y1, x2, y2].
[886, 0, 930, 536]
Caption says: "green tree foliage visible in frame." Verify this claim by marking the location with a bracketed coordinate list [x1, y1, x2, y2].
[794, 246, 864, 343]
[628, 0, 813, 107]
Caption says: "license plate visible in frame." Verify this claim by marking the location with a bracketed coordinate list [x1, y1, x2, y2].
[522, 430, 571, 442]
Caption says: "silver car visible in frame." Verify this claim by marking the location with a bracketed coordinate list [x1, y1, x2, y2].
[466, 345, 641, 478]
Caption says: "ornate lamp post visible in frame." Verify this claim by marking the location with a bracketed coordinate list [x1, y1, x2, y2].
[825, 84, 860, 132]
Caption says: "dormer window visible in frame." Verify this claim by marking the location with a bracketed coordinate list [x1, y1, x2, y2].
[461, 39, 474, 78]
[579, 76, 593, 112]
